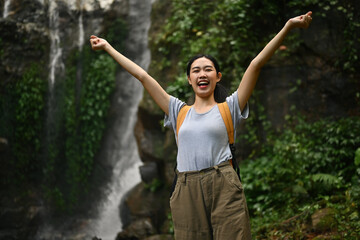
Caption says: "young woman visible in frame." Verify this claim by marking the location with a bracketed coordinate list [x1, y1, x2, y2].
[90, 11, 312, 240]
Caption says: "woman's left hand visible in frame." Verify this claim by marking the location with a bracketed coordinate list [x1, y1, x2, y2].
[287, 11, 312, 29]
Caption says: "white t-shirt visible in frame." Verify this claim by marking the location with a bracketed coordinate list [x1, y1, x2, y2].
[164, 91, 249, 172]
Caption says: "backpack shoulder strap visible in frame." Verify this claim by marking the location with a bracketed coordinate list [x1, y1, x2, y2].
[176, 103, 234, 142]
[176, 105, 191, 139]
[171, 104, 191, 197]
[217, 102, 234, 144]
[218, 102, 241, 179]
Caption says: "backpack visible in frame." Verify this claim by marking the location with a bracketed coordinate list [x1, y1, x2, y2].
[170, 102, 241, 196]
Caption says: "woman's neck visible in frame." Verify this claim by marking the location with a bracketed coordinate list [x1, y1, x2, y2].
[193, 95, 217, 114]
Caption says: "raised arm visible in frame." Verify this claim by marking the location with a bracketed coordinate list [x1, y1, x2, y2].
[237, 11, 313, 111]
[90, 35, 170, 114]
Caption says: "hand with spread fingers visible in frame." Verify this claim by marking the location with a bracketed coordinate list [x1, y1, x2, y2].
[287, 11, 313, 29]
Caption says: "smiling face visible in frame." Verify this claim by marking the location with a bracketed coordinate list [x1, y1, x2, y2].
[187, 57, 222, 100]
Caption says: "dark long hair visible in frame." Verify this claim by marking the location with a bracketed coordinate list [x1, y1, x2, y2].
[186, 54, 228, 103]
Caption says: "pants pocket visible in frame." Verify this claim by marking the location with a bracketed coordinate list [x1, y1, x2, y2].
[170, 179, 181, 203]
[221, 168, 243, 192]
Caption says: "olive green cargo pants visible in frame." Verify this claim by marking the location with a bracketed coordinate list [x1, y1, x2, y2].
[170, 161, 252, 240]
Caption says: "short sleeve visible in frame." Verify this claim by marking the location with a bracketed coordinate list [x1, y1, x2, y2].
[226, 90, 249, 128]
[164, 96, 186, 133]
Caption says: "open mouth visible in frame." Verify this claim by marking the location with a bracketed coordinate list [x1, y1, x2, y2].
[197, 80, 209, 89]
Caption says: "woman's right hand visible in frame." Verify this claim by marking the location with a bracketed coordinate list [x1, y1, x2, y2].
[90, 35, 108, 51]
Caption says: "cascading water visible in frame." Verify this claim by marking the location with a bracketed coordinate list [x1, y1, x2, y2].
[91, 0, 153, 238]
[36, 0, 152, 239]
[77, 0, 84, 51]
[76, 0, 84, 108]
[48, 0, 63, 89]
[2, 0, 10, 18]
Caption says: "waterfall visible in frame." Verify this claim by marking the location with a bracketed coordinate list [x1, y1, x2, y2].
[91, 0, 153, 238]
[77, 1, 84, 51]
[34, 0, 152, 239]
[78, 11, 84, 50]
[76, 0, 84, 110]
[3, 0, 10, 18]
[48, 0, 64, 89]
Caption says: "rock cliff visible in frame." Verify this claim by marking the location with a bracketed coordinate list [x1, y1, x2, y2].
[0, 0, 359, 239]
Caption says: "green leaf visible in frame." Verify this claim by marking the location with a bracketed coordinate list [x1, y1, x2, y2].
[355, 148, 360, 166]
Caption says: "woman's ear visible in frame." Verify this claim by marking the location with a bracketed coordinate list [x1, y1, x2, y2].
[188, 76, 192, 85]
[217, 72, 222, 83]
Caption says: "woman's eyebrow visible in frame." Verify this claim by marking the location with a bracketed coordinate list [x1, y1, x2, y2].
[191, 65, 214, 70]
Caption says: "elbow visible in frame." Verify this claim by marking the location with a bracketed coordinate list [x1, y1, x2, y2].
[249, 58, 263, 71]
[136, 70, 149, 83]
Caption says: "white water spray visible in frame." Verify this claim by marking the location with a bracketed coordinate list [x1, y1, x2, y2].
[92, 0, 153, 239]
[78, 0, 84, 50]
[78, 12, 84, 50]
[35, 0, 152, 239]
[94, 139, 142, 239]
[3, 0, 10, 18]
[48, 0, 64, 89]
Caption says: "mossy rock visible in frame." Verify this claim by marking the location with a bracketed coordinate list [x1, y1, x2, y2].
[311, 208, 337, 233]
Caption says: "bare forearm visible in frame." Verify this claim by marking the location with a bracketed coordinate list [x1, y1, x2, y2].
[237, 24, 292, 111]
[103, 42, 170, 113]
[251, 22, 292, 69]
[90, 35, 170, 113]
[104, 43, 148, 82]
[237, 12, 312, 111]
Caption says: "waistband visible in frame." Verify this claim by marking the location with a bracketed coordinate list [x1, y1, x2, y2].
[176, 160, 232, 178]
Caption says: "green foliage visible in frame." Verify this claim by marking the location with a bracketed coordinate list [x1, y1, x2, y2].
[12, 64, 46, 182]
[144, 178, 163, 193]
[105, 18, 128, 51]
[42, 19, 127, 212]
[167, 212, 174, 234]
[0, 50, 115, 211]
[166, 73, 193, 101]
[241, 117, 360, 238]
[314, 0, 359, 73]
[156, 0, 283, 92]
[45, 187, 66, 212]
[154, 0, 360, 154]
[77, 53, 115, 177]
[238, 89, 274, 158]
[311, 173, 341, 190]
[152, 2, 360, 236]
[355, 148, 360, 166]
[60, 51, 116, 210]
[43, 49, 116, 212]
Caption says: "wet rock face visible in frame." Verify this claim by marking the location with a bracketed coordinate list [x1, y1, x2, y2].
[116, 218, 156, 240]
[0, 16, 49, 81]
[2, 0, 358, 239]
[0, 188, 45, 239]
[0, 0, 131, 238]
[0, 0, 129, 82]
[119, 183, 172, 240]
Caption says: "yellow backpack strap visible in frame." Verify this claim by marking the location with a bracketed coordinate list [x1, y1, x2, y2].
[218, 102, 240, 176]
[218, 102, 234, 144]
[176, 105, 191, 140]
[172, 104, 190, 197]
